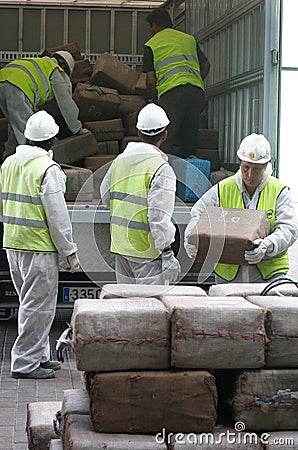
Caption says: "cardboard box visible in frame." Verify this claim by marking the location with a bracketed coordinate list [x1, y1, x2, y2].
[188, 206, 270, 265]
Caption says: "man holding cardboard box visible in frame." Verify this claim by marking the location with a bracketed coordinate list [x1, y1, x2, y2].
[184, 133, 298, 283]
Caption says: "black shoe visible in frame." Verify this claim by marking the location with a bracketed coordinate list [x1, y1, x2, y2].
[11, 367, 55, 379]
[40, 360, 61, 371]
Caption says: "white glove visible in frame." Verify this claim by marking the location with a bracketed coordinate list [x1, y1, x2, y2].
[184, 235, 199, 259]
[244, 238, 273, 264]
[162, 249, 181, 282]
[66, 253, 80, 273]
[56, 324, 73, 363]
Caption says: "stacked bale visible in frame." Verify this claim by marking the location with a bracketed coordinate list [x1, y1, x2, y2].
[208, 282, 298, 438]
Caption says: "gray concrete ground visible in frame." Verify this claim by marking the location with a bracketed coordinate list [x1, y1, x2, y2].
[0, 309, 83, 450]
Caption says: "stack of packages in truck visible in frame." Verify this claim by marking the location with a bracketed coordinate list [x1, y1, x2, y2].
[0, 42, 229, 205]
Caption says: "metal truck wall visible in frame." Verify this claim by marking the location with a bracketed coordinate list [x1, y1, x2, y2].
[0, 4, 152, 70]
[168, 0, 266, 165]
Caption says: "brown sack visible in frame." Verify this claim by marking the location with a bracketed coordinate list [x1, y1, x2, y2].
[89, 370, 217, 433]
[71, 59, 93, 88]
[118, 94, 146, 118]
[73, 82, 120, 122]
[26, 401, 62, 450]
[91, 52, 139, 94]
[40, 42, 83, 60]
[188, 206, 270, 265]
[53, 132, 98, 164]
[84, 118, 124, 142]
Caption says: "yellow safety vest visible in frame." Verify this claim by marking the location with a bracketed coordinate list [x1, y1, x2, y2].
[145, 28, 205, 99]
[1, 154, 60, 252]
[215, 176, 289, 281]
[110, 153, 165, 258]
[0, 57, 63, 110]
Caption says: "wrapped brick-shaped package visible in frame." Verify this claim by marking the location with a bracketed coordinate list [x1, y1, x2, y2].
[100, 283, 207, 299]
[53, 131, 98, 164]
[40, 41, 83, 60]
[209, 282, 298, 297]
[71, 59, 93, 87]
[84, 118, 124, 142]
[63, 414, 165, 450]
[49, 441, 63, 450]
[71, 298, 170, 371]
[231, 369, 298, 430]
[26, 401, 62, 450]
[164, 296, 265, 369]
[73, 82, 120, 122]
[91, 52, 139, 95]
[118, 94, 146, 118]
[64, 167, 93, 202]
[188, 206, 270, 265]
[89, 370, 217, 433]
[247, 296, 298, 367]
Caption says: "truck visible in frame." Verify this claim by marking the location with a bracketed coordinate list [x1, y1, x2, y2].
[0, 0, 297, 316]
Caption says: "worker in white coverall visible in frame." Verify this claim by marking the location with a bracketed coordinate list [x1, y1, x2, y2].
[0, 50, 88, 160]
[0, 110, 79, 379]
[184, 133, 298, 284]
[100, 103, 181, 284]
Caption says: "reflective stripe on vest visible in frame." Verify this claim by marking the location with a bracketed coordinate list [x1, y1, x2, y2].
[145, 28, 204, 99]
[1, 154, 59, 252]
[110, 153, 165, 258]
[0, 58, 63, 108]
[215, 176, 289, 281]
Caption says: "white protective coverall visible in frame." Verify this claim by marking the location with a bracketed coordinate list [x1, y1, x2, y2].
[0, 56, 82, 159]
[184, 163, 298, 283]
[0, 145, 77, 373]
[100, 141, 176, 284]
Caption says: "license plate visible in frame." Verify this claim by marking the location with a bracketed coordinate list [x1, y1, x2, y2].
[63, 287, 101, 302]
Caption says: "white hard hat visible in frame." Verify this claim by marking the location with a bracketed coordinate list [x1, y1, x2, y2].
[53, 50, 75, 73]
[136, 103, 170, 136]
[24, 110, 59, 141]
[237, 133, 271, 164]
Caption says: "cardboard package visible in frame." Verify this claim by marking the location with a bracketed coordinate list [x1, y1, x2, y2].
[188, 206, 270, 265]
[64, 167, 94, 202]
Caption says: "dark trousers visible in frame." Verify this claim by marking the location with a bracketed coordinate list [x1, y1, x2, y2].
[159, 84, 206, 158]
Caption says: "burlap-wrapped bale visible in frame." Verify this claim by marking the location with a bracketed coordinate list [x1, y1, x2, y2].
[53, 132, 98, 164]
[209, 282, 298, 297]
[26, 401, 62, 450]
[231, 369, 298, 430]
[84, 118, 124, 142]
[169, 427, 263, 449]
[247, 296, 298, 367]
[71, 59, 93, 88]
[49, 440, 63, 450]
[58, 389, 90, 438]
[73, 82, 121, 122]
[64, 167, 94, 202]
[89, 370, 217, 433]
[100, 283, 207, 299]
[91, 52, 139, 95]
[188, 206, 270, 265]
[71, 298, 170, 371]
[118, 94, 146, 118]
[63, 414, 166, 450]
[163, 296, 265, 369]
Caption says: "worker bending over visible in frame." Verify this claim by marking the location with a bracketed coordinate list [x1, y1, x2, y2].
[0, 50, 88, 160]
[100, 103, 180, 284]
